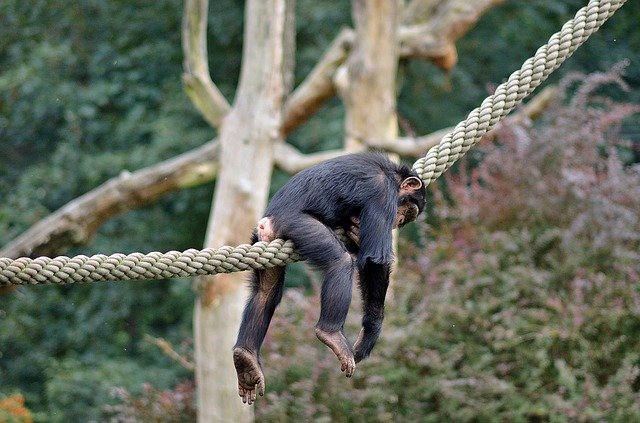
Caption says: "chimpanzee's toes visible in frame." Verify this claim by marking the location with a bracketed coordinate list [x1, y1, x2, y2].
[342, 354, 356, 377]
[233, 347, 265, 405]
[315, 327, 356, 377]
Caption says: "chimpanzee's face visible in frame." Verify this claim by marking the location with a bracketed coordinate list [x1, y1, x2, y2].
[396, 177, 426, 228]
[395, 176, 425, 227]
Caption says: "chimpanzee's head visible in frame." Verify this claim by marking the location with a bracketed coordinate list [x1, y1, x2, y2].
[396, 167, 426, 228]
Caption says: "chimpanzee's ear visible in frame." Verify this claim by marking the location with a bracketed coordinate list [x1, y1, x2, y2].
[400, 176, 423, 192]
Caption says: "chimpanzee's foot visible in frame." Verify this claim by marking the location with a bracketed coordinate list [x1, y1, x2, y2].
[233, 347, 265, 405]
[315, 328, 356, 377]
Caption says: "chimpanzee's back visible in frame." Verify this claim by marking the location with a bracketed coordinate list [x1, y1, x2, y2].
[265, 153, 401, 228]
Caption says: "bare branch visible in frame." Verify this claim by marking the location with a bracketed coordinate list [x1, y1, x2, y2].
[381, 85, 558, 156]
[145, 334, 195, 371]
[427, 0, 506, 40]
[280, 0, 506, 135]
[182, 0, 231, 128]
[399, 26, 457, 69]
[273, 142, 350, 174]
[281, 29, 354, 137]
[0, 141, 219, 258]
[400, 0, 506, 69]
[391, 127, 454, 156]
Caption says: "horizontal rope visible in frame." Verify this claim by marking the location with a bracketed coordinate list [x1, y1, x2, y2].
[0, 0, 627, 286]
[1, 240, 300, 286]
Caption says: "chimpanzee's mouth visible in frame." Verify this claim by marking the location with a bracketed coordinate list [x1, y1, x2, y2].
[398, 203, 420, 228]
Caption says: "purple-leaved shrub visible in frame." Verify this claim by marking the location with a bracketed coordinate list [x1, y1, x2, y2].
[256, 67, 640, 422]
[105, 381, 196, 423]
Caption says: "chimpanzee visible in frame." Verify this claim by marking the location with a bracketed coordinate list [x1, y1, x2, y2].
[233, 152, 426, 404]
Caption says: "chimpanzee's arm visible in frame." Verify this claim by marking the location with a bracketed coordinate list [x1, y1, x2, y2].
[352, 177, 398, 361]
[354, 261, 390, 362]
[355, 182, 398, 270]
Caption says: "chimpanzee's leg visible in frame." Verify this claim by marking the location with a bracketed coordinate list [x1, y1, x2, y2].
[353, 262, 391, 363]
[233, 231, 286, 405]
[278, 213, 357, 377]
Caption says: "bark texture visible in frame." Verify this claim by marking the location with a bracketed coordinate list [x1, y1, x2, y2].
[182, 0, 231, 128]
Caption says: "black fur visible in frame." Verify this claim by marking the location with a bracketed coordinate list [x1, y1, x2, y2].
[235, 152, 426, 362]
[267, 152, 425, 268]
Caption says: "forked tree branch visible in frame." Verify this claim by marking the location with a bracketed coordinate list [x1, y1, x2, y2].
[280, 0, 505, 138]
[182, 0, 231, 128]
[0, 142, 219, 258]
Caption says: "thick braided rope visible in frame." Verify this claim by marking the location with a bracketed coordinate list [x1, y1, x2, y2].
[413, 0, 627, 185]
[0, 0, 626, 287]
[0, 240, 301, 286]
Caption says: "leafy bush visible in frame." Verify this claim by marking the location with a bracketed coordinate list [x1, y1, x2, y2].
[0, 394, 33, 423]
[104, 381, 196, 423]
[254, 69, 640, 422]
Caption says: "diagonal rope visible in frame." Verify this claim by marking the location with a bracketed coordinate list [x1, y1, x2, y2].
[412, 0, 627, 184]
[0, 0, 627, 287]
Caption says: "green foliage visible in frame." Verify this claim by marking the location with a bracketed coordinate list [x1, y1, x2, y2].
[0, 0, 219, 248]
[0, 0, 638, 421]
[0, 279, 194, 418]
[255, 71, 640, 421]
[0, 1, 231, 420]
[44, 358, 182, 423]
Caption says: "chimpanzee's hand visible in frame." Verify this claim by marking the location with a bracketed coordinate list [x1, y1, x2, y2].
[347, 216, 360, 246]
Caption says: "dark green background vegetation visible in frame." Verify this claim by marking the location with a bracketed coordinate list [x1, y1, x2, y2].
[1, 0, 638, 421]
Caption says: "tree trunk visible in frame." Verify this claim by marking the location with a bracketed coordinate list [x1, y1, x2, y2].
[342, 0, 402, 294]
[344, 0, 401, 151]
[193, 1, 291, 421]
